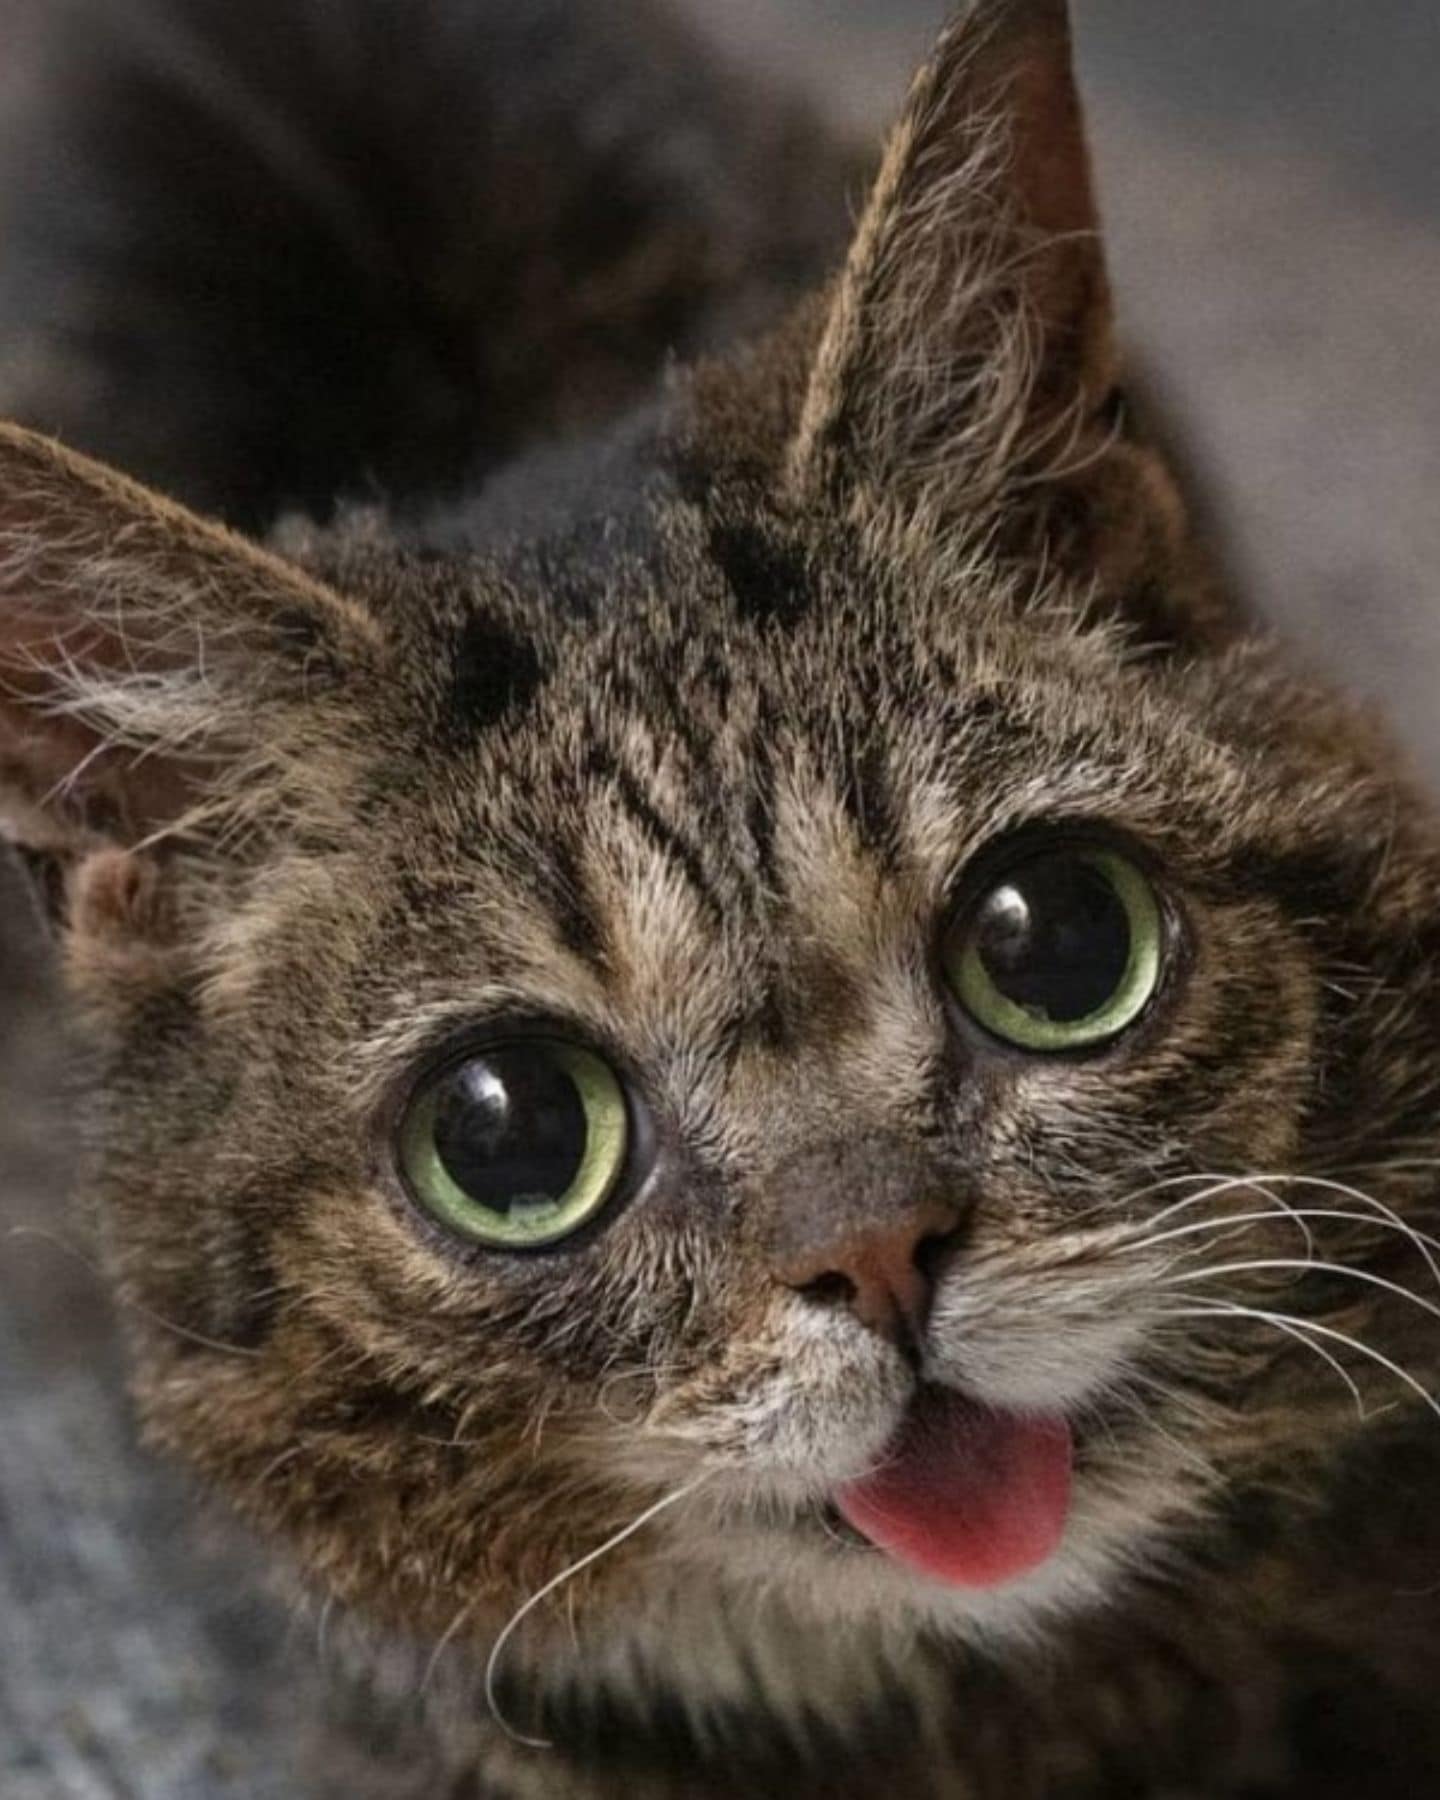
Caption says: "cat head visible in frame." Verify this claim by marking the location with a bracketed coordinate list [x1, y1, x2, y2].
[3, 0, 1438, 1727]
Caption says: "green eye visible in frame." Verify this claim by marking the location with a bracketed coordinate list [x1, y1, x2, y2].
[399, 1041, 628, 1248]
[944, 846, 1163, 1052]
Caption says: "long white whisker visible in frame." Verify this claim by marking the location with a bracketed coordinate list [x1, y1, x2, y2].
[484, 1474, 708, 1749]
[1165, 1258, 1440, 1328]
[1124, 1208, 1440, 1279]
[1160, 1300, 1366, 1421]
[1171, 1301, 1440, 1427]
[1119, 1207, 1313, 1260]
[1269, 1175, 1440, 1290]
[1097, 1170, 1440, 1285]
[1140, 1174, 1440, 1290]
[1069, 1173, 1256, 1230]
[1128, 1176, 1281, 1228]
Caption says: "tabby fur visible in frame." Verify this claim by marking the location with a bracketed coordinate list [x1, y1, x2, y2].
[2, 1, 1439, 1794]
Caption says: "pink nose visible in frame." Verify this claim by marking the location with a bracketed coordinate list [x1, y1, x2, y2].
[775, 1199, 963, 1348]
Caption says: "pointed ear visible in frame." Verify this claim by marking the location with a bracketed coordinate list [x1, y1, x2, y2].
[786, 0, 1233, 647]
[789, 0, 1111, 503]
[0, 423, 381, 926]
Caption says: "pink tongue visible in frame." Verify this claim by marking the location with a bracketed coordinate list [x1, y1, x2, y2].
[835, 1388, 1072, 1588]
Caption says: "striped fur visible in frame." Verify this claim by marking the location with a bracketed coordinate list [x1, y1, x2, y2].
[2, 0, 1439, 1793]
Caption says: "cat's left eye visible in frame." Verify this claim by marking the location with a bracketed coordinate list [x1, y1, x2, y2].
[398, 1040, 628, 1248]
[943, 844, 1163, 1053]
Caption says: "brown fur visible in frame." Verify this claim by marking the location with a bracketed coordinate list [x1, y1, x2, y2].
[3, 1, 1440, 1794]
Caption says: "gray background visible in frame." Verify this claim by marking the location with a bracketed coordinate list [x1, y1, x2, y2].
[2, 3, 1437, 1793]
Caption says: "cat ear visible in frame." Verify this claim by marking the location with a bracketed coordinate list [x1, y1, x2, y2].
[786, 0, 1232, 646]
[0, 423, 380, 925]
[789, 0, 1111, 506]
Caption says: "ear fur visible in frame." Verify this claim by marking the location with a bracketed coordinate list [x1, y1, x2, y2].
[784, 0, 1237, 650]
[787, 0, 1111, 512]
[0, 423, 381, 919]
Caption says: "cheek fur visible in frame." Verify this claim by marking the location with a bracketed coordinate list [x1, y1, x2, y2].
[927, 1250, 1155, 1415]
[646, 1295, 907, 1483]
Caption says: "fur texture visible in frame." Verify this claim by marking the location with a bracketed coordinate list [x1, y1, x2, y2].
[2, 1, 1440, 1794]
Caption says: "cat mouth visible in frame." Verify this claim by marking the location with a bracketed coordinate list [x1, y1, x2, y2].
[823, 1384, 1074, 1589]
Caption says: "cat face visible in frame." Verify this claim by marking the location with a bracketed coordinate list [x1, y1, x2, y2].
[3, 0, 1438, 1718]
[143, 527, 1301, 1614]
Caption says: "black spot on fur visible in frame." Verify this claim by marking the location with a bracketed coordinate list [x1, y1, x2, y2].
[449, 611, 542, 735]
[709, 519, 810, 628]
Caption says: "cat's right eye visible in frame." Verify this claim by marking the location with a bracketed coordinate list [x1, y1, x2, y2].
[398, 1041, 628, 1249]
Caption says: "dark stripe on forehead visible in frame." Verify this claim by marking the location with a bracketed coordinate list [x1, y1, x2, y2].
[747, 704, 781, 894]
[585, 745, 726, 922]
[841, 734, 904, 866]
[533, 831, 609, 968]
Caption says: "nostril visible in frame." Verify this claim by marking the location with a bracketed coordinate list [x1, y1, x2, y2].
[796, 1270, 859, 1310]
[772, 1197, 968, 1347]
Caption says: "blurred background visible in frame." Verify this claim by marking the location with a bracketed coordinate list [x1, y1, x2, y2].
[1, 2, 1437, 1793]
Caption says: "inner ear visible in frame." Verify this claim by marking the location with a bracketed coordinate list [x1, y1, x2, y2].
[0, 421, 382, 924]
[0, 597, 203, 855]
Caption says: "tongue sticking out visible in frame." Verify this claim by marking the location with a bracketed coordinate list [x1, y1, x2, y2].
[834, 1387, 1072, 1588]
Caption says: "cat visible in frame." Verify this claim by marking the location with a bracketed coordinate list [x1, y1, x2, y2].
[2, 0, 1440, 1794]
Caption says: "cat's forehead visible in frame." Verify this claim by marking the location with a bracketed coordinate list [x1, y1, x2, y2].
[469, 497, 1195, 816]
[309, 508, 1239, 1097]
[359, 481, 1238, 932]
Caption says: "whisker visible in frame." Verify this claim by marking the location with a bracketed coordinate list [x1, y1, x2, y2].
[596, 1363, 690, 1428]
[483, 1474, 709, 1749]
[1165, 1257, 1440, 1328]
[1141, 1177, 1294, 1232]
[248, 1442, 306, 1497]
[1066, 1171, 1250, 1229]
[1159, 1299, 1366, 1420]
[1170, 1301, 1440, 1427]
[1125, 1193, 1316, 1263]
[1156, 1174, 1440, 1289]
[1269, 1175, 1440, 1291]
[1123, 1208, 1440, 1281]
[420, 1596, 481, 1701]
[5, 1224, 263, 1359]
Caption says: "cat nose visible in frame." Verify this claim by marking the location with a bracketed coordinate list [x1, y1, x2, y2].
[775, 1198, 965, 1350]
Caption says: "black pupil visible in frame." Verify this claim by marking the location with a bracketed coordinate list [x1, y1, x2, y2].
[431, 1048, 587, 1215]
[974, 854, 1132, 1024]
